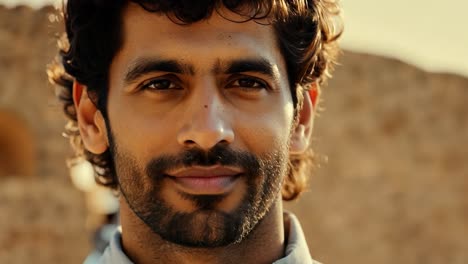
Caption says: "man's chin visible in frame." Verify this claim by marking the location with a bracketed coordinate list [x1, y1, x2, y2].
[155, 209, 244, 248]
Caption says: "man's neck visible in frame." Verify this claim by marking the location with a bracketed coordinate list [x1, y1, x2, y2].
[120, 199, 285, 264]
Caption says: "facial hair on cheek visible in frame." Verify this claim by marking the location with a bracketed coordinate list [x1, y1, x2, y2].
[107, 126, 289, 248]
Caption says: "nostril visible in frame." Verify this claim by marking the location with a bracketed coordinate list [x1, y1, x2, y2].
[184, 140, 196, 146]
[218, 139, 229, 145]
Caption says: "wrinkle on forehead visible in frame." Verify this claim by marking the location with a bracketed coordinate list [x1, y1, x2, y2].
[123, 2, 275, 42]
[115, 4, 283, 67]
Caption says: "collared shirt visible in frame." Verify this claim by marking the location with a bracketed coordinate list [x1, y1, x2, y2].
[96, 212, 321, 264]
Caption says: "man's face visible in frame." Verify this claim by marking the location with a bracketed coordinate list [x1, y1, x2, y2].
[105, 3, 296, 247]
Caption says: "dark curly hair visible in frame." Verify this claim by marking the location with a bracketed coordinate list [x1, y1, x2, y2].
[48, 0, 342, 201]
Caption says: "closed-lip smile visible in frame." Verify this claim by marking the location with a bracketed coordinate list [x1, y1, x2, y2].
[166, 165, 244, 195]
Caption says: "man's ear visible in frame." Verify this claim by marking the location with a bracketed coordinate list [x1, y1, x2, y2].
[73, 82, 108, 154]
[290, 84, 318, 154]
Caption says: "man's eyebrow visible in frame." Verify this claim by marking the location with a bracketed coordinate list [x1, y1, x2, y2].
[124, 58, 195, 84]
[222, 58, 276, 77]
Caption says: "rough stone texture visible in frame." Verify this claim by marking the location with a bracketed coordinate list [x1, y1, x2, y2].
[0, 5, 70, 180]
[0, 177, 89, 263]
[0, 5, 91, 263]
[0, 5, 467, 264]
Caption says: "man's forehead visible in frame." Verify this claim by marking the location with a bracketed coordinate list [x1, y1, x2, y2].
[122, 2, 274, 36]
[106, 1, 290, 94]
[126, 0, 274, 24]
[115, 3, 283, 72]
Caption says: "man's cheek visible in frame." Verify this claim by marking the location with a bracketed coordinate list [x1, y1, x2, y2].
[242, 120, 290, 148]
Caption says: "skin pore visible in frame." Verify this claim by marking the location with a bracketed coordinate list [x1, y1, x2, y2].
[74, 2, 314, 264]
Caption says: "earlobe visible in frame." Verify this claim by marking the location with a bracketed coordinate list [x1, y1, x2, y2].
[73, 82, 108, 154]
[290, 85, 318, 154]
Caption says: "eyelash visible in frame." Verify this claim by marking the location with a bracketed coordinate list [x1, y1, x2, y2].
[139, 76, 182, 91]
[227, 76, 270, 90]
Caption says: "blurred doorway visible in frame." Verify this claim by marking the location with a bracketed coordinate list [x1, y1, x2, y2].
[0, 109, 36, 177]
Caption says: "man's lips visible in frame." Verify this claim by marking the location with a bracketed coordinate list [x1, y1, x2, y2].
[168, 165, 244, 177]
[166, 166, 243, 195]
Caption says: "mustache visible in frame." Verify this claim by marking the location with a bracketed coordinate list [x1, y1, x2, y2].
[145, 144, 261, 180]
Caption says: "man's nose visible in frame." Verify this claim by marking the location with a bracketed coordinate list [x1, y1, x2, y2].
[177, 92, 234, 150]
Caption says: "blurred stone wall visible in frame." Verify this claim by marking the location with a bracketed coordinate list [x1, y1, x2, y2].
[0, 5, 467, 264]
[0, 5, 69, 179]
[287, 52, 468, 263]
[0, 5, 89, 263]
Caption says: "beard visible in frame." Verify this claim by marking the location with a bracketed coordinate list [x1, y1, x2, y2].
[110, 136, 289, 248]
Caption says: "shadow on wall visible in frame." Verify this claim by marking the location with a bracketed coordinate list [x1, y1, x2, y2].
[0, 109, 36, 177]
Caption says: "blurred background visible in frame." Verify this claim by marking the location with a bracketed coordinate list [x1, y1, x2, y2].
[0, 0, 467, 263]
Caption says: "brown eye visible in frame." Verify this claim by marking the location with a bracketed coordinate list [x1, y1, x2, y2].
[140, 78, 181, 91]
[230, 77, 268, 90]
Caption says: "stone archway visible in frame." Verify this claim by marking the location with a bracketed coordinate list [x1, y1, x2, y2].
[0, 109, 36, 177]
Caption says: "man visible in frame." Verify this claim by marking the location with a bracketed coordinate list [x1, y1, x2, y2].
[49, 0, 342, 263]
